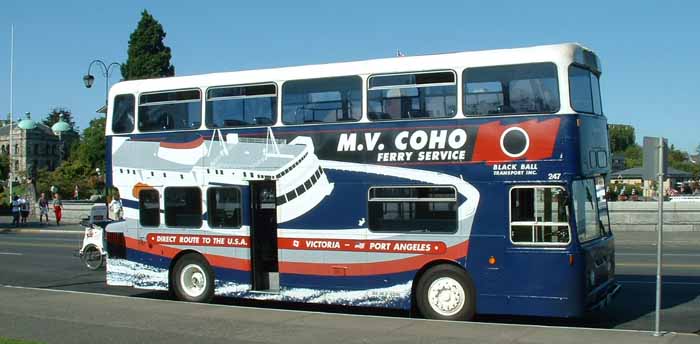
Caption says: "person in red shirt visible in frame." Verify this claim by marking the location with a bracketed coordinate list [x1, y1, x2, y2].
[52, 193, 64, 225]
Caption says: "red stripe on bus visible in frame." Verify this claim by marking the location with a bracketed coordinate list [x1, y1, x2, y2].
[124, 236, 251, 271]
[471, 118, 560, 164]
[277, 238, 446, 255]
[278, 241, 468, 276]
[159, 136, 204, 149]
[124, 236, 468, 276]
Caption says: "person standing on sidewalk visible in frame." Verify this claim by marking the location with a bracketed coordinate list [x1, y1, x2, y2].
[52, 193, 64, 226]
[109, 194, 124, 220]
[19, 195, 29, 225]
[11, 196, 21, 227]
[38, 193, 49, 225]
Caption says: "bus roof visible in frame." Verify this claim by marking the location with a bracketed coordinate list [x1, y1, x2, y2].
[110, 43, 599, 96]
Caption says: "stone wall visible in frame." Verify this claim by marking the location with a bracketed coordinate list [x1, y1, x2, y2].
[32, 201, 102, 225]
[27, 199, 700, 229]
[608, 201, 700, 232]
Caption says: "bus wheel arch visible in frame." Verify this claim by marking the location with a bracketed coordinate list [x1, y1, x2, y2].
[411, 260, 476, 321]
[169, 250, 215, 303]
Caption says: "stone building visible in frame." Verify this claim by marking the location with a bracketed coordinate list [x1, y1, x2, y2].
[0, 121, 76, 180]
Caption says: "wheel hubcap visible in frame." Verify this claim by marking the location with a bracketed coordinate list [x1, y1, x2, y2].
[427, 277, 465, 316]
[180, 264, 207, 297]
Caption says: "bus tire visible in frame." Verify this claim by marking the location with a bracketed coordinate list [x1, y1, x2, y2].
[415, 264, 475, 321]
[172, 253, 215, 303]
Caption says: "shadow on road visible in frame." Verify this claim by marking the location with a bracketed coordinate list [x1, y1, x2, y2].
[474, 274, 700, 334]
[125, 274, 700, 333]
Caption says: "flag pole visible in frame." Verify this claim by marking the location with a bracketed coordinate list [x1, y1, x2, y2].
[9, 24, 14, 201]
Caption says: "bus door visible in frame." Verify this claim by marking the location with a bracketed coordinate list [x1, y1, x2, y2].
[250, 181, 279, 291]
[505, 186, 573, 312]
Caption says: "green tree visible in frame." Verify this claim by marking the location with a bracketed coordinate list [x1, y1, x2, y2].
[624, 144, 643, 168]
[72, 117, 106, 170]
[121, 10, 175, 80]
[608, 124, 636, 153]
[35, 117, 108, 199]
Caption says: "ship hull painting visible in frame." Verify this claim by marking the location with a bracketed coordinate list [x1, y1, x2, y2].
[106, 117, 572, 308]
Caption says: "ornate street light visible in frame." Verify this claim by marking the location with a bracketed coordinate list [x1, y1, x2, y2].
[51, 114, 71, 162]
[84, 60, 121, 112]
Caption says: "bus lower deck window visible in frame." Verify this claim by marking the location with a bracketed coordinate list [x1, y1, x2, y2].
[164, 187, 202, 228]
[509, 186, 570, 244]
[207, 187, 241, 228]
[139, 189, 160, 227]
[368, 186, 457, 233]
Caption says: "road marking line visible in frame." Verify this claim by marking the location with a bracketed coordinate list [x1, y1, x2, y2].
[617, 263, 700, 269]
[0, 242, 76, 249]
[619, 280, 700, 286]
[0, 284, 670, 335]
[618, 253, 700, 257]
[0, 252, 23, 256]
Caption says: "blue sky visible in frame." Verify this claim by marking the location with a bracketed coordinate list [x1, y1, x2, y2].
[1, 1, 698, 153]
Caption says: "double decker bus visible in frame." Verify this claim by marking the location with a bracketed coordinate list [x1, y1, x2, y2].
[104, 43, 619, 320]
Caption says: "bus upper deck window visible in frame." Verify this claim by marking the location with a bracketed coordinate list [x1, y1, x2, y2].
[282, 76, 362, 125]
[368, 71, 457, 121]
[206, 84, 277, 128]
[138, 90, 202, 132]
[112, 94, 135, 134]
[463, 63, 559, 116]
[569, 65, 603, 115]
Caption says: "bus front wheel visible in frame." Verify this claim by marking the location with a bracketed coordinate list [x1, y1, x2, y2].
[172, 253, 215, 303]
[416, 264, 475, 321]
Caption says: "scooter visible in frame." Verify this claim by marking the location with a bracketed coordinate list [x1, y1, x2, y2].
[78, 203, 111, 270]
[79, 222, 107, 270]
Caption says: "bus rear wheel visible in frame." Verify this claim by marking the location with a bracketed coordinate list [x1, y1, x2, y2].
[416, 264, 475, 321]
[172, 253, 215, 303]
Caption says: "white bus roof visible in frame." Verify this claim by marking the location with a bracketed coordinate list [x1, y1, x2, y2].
[109, 43, 598, 96]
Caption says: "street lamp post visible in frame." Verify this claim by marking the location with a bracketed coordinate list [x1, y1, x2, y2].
[83, 60, 121, 112]
[51, 114, 71, 162]
[95, 167, 103, 198]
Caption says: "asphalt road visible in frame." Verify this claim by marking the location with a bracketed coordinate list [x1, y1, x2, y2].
[1, 230, 698, 335]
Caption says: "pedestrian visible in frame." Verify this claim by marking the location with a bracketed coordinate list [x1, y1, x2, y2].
[19, 195, 29, 225]
[109, 194, 124, 220]
[11, 195, 21, 227]
[73, 185, 80, 200]
[38, 192, 49, 225]
[52, 193, 63, 226]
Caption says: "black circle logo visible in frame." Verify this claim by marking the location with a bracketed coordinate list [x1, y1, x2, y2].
[500, 127, 529, 158]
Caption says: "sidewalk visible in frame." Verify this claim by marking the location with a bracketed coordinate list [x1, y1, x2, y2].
[0, 215, 83, 234]
[0, 285, 696, 344]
